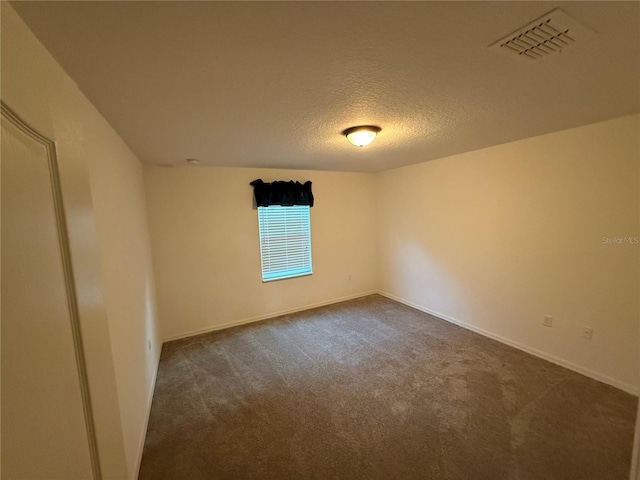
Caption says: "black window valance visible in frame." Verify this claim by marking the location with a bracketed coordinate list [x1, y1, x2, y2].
[250, 179, 314, 207]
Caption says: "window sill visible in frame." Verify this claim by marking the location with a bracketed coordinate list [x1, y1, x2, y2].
[262, 271, 313, 283]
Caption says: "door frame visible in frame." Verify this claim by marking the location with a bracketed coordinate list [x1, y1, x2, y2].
[1, 101, 102, 480]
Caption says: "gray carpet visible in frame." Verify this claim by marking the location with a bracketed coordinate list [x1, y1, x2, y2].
[139, 295, 637, 480]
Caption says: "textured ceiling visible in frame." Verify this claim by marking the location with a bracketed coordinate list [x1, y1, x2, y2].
[11, 1, 640, 172]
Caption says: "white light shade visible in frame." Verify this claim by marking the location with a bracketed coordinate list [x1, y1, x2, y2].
[343, 126, 381, 147]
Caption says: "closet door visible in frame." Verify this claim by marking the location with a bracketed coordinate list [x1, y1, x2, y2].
[1, 103, 98, 479]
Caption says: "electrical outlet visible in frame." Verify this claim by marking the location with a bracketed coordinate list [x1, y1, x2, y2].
[581, 327, 593, 340]
[542, 315, 553, 327]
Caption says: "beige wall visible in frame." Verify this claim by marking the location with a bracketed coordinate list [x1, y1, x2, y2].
[144, 166, 377, 340]
[377, 114, 640, 393]
[2, 5, 161, 478]
[86, 114, 161, 477]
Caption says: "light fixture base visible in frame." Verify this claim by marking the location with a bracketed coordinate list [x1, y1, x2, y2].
[343, 125, 381, 147]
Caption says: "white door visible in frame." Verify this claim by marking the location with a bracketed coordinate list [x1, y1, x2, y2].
[1, 104, 98, 479]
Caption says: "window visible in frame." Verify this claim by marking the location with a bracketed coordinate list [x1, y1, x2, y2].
[257, 205, 313, 282]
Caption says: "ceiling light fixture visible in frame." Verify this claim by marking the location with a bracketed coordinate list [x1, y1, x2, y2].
[185, 158, 200, 165]
[343, 125, 381, 147]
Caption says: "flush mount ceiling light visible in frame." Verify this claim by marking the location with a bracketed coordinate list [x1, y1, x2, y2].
[343, 125, 381, 147]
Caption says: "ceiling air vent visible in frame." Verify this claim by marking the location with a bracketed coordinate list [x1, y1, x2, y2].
[490, 8, 595, 60]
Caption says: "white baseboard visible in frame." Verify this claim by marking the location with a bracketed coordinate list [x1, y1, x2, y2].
[133, 346, 162, 480]
[162, 290, 378, 343]
[632, 404, 640, 479]
[159, 289, 638, 395]
[378, 291, 639, 396]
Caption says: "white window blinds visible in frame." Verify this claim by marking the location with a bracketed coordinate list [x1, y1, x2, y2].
[257, 205, 313, 282]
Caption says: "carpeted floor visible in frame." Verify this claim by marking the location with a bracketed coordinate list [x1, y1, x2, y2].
[138, 295, 637, 480]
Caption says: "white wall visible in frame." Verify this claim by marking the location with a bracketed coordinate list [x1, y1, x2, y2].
[86, 114, 161, 478]
[144, 166, 377, 340]
[377, 114, 640, 393]
[2, 5, 161, 478]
